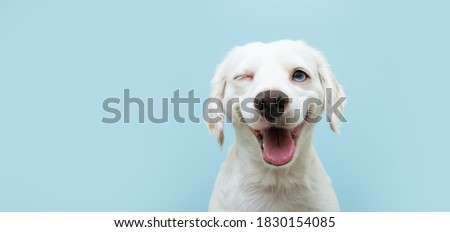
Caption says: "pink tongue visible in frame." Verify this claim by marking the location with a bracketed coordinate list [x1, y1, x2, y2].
[262, 128, 295, 166]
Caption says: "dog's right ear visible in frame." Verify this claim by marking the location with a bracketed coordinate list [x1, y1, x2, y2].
[206, 58, 228, 147]
[312, 49, 346, 134]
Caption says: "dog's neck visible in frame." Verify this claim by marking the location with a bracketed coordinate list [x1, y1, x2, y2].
[231, 123, 317, 189]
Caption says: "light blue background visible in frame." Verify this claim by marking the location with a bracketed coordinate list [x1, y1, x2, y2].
[1, 0, 449, 211]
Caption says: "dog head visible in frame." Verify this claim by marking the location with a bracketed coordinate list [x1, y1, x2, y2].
[207, 40, 346, 166]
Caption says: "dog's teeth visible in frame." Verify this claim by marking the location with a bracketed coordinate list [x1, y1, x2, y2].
[262, 143, 265, 149]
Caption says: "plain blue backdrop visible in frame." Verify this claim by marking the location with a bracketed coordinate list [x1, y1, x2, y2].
[1, 0, 449, 211]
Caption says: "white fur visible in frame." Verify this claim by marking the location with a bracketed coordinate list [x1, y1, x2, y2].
[208, 40, 345, 211]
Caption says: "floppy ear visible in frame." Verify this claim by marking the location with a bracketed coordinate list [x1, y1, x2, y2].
[313, 51, 346, 133]
[207, 59, 228, 147]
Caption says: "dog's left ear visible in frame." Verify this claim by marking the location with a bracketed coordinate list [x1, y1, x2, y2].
[313, 50, 347, 134]
[206, 58, 228, 147]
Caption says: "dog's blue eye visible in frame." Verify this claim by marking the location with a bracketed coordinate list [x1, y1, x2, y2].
[293, 70, 308, 82]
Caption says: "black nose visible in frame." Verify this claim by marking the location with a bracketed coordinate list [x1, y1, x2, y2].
[254, 90, 289, 122]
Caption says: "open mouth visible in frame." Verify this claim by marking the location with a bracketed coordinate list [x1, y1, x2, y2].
[252, 123, 305, 166]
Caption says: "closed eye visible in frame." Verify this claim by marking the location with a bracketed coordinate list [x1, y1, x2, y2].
[234, 74, 254, 81]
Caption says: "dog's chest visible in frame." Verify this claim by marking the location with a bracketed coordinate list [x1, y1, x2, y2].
[210, 147, 339, 212]
[219, 178, 321, 211]
[239, 189, 314, 211]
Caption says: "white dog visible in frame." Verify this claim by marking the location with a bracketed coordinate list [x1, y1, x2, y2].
[207, 40, 345, 211]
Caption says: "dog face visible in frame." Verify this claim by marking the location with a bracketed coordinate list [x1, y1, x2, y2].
[207, 40, 345, 166]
